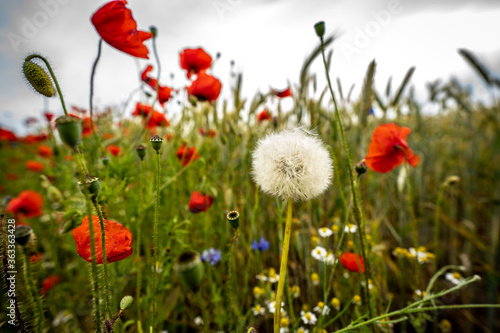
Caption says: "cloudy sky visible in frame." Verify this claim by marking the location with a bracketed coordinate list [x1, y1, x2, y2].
[1, 0, 500, 135]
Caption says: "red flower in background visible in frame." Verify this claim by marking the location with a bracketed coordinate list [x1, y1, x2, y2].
[257, 109, 272, 122]
[26, 160, 45, 172]
[364, 123, 419, 173]
[141, 65, 173, 106]
[146, 110, 169, 129]
[180, 48, 212, 78]
[340, 252, 365, 273]
[73, 215, 133, 264]
[21, 133, 48, 144]
[44, 112, 54, 122]
[107, 145, 121, 157]
[102, 133, 114, 140]
[189, 191, 214, 213]
[132, 102, 154, 117]
[199, 128, 216, 138]
[30, 252, 43, 264]
[38, 145, 53, 158]
[6, 190, 44, 218]
[91, 0, 153, 59]
[6, 173, 18, 181]
[187, 72, 222, 102]
[176, 144, 199, 166]
[41, 275, 61, 294]
[0, 128, 17, 142]
[272, 87, 292, 98]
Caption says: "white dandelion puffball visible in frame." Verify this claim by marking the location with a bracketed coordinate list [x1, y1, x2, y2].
[252, 127, 333, 201]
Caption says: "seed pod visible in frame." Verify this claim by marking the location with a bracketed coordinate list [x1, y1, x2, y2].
[78, 175, 100, 200]
[55, 115, 82, 149]
[150, 135, 163, 152]
[226, 210, 240, 230]
[22, 57, 55, 97]
[174, 250, 203, 291]
[135, 144, 147, 160]
[314, 21, 325, 38]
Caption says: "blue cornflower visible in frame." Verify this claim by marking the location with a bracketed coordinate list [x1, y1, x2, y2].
[201, 248, 222, 265]
[251, 237, 270, 252]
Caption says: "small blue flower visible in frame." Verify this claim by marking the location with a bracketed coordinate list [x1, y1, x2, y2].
[201, 248, 222, 265]
[251, 237, 270, 252]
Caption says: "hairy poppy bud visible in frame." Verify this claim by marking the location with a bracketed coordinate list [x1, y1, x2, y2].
[120, 295, 134, 310]
[314, 21, 325, 38]
[78, 175, 100, 200]
[355, 159, 368, 176]
[22, 56, 55, 97]
[15, 225, 34, 247]
[150, 135, 163, 152]
[56, 115, 82, 148]
[227, 210, 240, 230]
[135, 144, 147, 160]
[175, 250, 203, 291]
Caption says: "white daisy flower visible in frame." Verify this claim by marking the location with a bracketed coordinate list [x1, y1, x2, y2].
[313, 302, 331, 316]
[311, 246, 327, 261]
[445, 272, 465, 285]
[344, 223, 357, 233]
[256, 273, 268, 282]
[194, 316, 204, 326]
[318, 227, 333, 238]
[252, 127, 333, 201]
[296, 327, 310, 333]
[267, 301, 285, 314]
[251, 304, 266, 316]
[300, 311, 318, 325]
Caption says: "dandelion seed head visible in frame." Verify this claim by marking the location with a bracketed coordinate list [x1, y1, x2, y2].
[252, 127, 333, 201]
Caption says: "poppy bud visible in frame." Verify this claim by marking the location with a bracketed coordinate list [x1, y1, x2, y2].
[355, 159, 368, 176]
[314, 21, 325, 38]
[150, 26, 157, 37]
[78, 175, 100, 200]
[174, 250, 203, 291]
[226, 210, 240, 230]
[120, 295, 134, 310]
[15, 225, 34, 247]
[135, 144, 147, 160]
[150, 135, 163, 152]
[56, 115, 82, 149]
[22, 56, 55, 97]
[101, 156, 110, 166]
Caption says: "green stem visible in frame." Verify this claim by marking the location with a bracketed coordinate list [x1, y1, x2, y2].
[318, 34, 374, 319]
[26, 54, 68, 115]
[136, 159, 144, 330]
[273, 198, 293, 333]
[89, 39, 104, 149]
[23, 250, 42, 333]
[434, 184, 446, 273]
[93, 199, 111, 318]
[150, 151, 161, 333]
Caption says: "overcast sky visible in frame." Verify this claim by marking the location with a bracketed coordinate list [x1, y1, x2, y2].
[1, 0, 500, 135]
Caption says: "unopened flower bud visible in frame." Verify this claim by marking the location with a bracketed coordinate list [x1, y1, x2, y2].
[56, 115, 82, 149]
[150, 135, 163, 152]
[15, 225, 34, 247]
[355, 159, 368, 176]
[22, 56, 55, 97]
[120, 295, 134, 310]
[174, 250, 203, 291]
[226, 210, 240, 230]
[314, 21, 325, 38]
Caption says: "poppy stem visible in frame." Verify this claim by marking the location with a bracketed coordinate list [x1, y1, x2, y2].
[273, 198, 293, 333]
[150, 150, 161, 333]
[25, 54, 68, 116]
[89, 39, 104, 150]
[93, 198, 112, 319]
[317, 32, 375, 319]
[136, 159, 144, 331]
[22, 249, 43, 333]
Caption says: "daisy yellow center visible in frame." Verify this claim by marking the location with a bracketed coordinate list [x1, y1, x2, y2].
[255, 305, 261, 311]
[316, 249, 322, 255]
[311, 273, 319, 281]
[305, 313, 312, 320]
[317, 301, 324, 308]
[453, 272, 462, 279]
[322, 227, 327, 233]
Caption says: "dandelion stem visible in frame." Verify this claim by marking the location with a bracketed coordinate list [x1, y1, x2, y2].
[274, 198, 293, 333]
[150, 150, 161, 333]
[318, 32, 375, 319]
[26, 54, 68, 116]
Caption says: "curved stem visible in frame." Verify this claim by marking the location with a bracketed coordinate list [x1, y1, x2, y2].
[318, 35, 374, 319]
[273, 198, 293, 333]
[89, 39, 104, 148]
[150, 151, 161, 332]
[93, 199, 111, 318]
[26, 54, 68, 116]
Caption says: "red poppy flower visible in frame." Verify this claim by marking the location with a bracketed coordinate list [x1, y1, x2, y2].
[21, 133, 48, 144]
[189, 191, 214, 213]
[0, 128, 17, 142]
[26, 160, 45, 172]
[176, 144, 199, 166]
[91, 0, 153, 59]
[257, 109, 272, 122]
[72, 215, 133, 264]
[64, 155, 73, 161]
[187, 72, 222, 102]
[141, 65, 173, 106]
[6, 190, 44, 218]
[199, 128, 216, 138]
[166, 133, 174, 141]
[102, 133, 114, 140]
[37, 144, 53, 158]
[272, 87, 292, 98]
[364, 123, 419, 173]
[180, 48, 212, 78]
[107, 144, 121, 157]
[340, 252, 365, 273]
[146, 110, 170, 130]
[41, 275, 61, 294]
[132, 103, 154, 117]
[44, 111, 54, 122]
